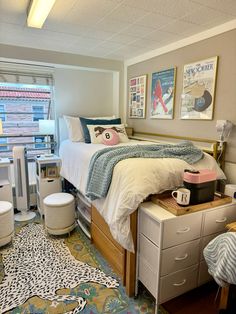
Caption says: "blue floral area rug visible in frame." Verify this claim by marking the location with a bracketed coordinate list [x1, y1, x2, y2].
[0, 223, 118, 314]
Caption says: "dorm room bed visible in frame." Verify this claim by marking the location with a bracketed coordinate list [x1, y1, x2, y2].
[58, 119, 226, 296]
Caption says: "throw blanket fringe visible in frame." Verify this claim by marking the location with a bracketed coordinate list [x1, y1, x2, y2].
[203, 232, 236, 287]
[86, 141, 203, 201]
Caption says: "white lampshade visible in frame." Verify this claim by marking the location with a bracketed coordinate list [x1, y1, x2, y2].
[39, 119, 55, 135]
[0, 119, 2, 134]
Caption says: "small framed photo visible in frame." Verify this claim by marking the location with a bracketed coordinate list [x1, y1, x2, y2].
[46, 166, 58, 178]
[128, 74, 147, 119]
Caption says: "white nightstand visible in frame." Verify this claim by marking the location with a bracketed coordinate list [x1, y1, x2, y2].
[0, 158, 13, 203]
[137, 200, 236, 313]
[35, 154, 62, 216]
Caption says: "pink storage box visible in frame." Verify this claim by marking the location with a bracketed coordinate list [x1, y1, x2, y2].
[183, 169, 217, 184]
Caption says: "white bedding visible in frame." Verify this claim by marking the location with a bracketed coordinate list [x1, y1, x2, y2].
[59, 139, 226, 252]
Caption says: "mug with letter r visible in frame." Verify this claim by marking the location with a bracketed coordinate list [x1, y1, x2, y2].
[172, 188, 191, 206]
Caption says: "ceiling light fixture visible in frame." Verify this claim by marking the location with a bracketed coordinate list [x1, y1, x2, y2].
[27, 0, 56, 29]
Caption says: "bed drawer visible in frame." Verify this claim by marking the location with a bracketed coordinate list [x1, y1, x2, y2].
[91, 206, 123, 252]
[203, 205, 236, 236]
[162, 212, 202, 249]
[91, 222, 125, 279]
[139, 209, 160, 246]
[161, 239, 200, 276]
[139, 233, 159, 271]
[159, 265, 198, 303]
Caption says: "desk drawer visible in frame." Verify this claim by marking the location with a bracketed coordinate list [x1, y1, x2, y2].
[139, 233, 159, 271]
[203, 205, 236, 236]
[160, 265, 198, 303]
[139, 210, 160, 246]
[163, 212, 202, 249]
[161, 239, 200, 276]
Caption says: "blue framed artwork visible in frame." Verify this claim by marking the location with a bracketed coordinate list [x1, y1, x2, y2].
[151, 68, 176, 119]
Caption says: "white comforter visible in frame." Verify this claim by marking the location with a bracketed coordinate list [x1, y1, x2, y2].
[59, 140, 226, 252]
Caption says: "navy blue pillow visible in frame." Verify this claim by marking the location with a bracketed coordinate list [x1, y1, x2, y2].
[80, 117, 121, 143]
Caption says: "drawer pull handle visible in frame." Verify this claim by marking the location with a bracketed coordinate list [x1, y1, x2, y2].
[173, 279, 186, 286]
[175, 253, 188, 261]
[177, 227, 190, 234]
[215, 217, 227, 223]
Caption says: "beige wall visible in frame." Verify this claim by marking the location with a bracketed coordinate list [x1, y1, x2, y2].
[0, 43, 124, 118]
[127, 29, 236, 166]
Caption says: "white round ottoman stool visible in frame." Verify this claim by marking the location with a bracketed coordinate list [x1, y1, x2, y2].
[43, 192, 76, 235]
[0, 201, 14, 247]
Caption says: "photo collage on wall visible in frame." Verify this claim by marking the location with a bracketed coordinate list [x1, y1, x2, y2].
[128, 56, 218, 121]
[128, 75, 147, 119]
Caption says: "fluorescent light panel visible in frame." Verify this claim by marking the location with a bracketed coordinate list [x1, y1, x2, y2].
[27, 0, 56, 28]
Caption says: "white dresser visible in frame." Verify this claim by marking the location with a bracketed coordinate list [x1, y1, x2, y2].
[137, 200, 236, 312]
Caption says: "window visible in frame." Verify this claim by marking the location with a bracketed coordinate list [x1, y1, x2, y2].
[34, 136, 46, 149]
[0, 137, 7, 151]
[32, 105, 44, 121]
[0, 104, 5, 121]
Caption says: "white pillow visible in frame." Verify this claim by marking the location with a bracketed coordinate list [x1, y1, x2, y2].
[63, 115, 116, 142]
[87, 124, 129, 144]
[63, 115, 84, 142]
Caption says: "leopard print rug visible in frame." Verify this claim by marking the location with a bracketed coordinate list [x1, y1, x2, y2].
[0, 223, 119, 313]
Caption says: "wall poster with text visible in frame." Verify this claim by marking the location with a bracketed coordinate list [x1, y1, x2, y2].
[150, 68, 176, 119]
[128, 74, 147, 119]
[180, 56, 218, 120]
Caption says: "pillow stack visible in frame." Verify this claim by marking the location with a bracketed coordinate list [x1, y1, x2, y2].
[63, 115, 129, 145]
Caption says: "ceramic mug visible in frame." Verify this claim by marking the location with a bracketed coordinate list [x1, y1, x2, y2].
[172, 188, 191, 206]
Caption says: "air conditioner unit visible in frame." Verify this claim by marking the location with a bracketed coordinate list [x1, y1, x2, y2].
[13, 146, 36, 221]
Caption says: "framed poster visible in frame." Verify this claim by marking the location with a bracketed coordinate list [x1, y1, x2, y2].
[180, 56, 218, 120]
[128, 74, 147, 118]
[151, 68, 176, 119]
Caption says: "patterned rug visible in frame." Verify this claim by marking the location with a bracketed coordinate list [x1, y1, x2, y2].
[0, 214, 168, 314]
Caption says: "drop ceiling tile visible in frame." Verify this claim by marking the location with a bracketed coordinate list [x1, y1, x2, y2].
[44, 21, 88, 36]
[182, 6, 234, 25]
[129, 38, 161, 50]
[124, 24, 156, 37]
[48, 0, 78, 21]
[136, 12, 176, 29]
[191, 0, 236, 16]
[96, 17, 132, 32]
[93, 40, 124, 51]
[161, 20, 200, 34]
[85, 29, 115, 41]
[107, 4, 149, 23]
[145, 29, 179, 42]
[107, 33, 140, 44]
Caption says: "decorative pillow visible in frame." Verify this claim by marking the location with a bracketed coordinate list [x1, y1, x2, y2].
[63, 115, 84, 142]
[79, 117, 121, 143]
[101, 129, 120, 146]
[63, 115, 115, 142]
[87, 124, 129, 144]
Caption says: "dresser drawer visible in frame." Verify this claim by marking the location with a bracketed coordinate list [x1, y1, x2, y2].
[162, 212, 202, 249]
[139, 210, 160, 246]
[203, 205, 236, 236]
[198, 260, 212, 286]
[139, 233, 159, 271]
[139, 256, 157, 297]
[200, 232, 222, 261]
[161, 239, 200, 276]
[159, 265, 198, 303]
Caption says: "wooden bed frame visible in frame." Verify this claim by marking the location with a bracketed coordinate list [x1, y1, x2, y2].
[90, 131, 226, 297]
